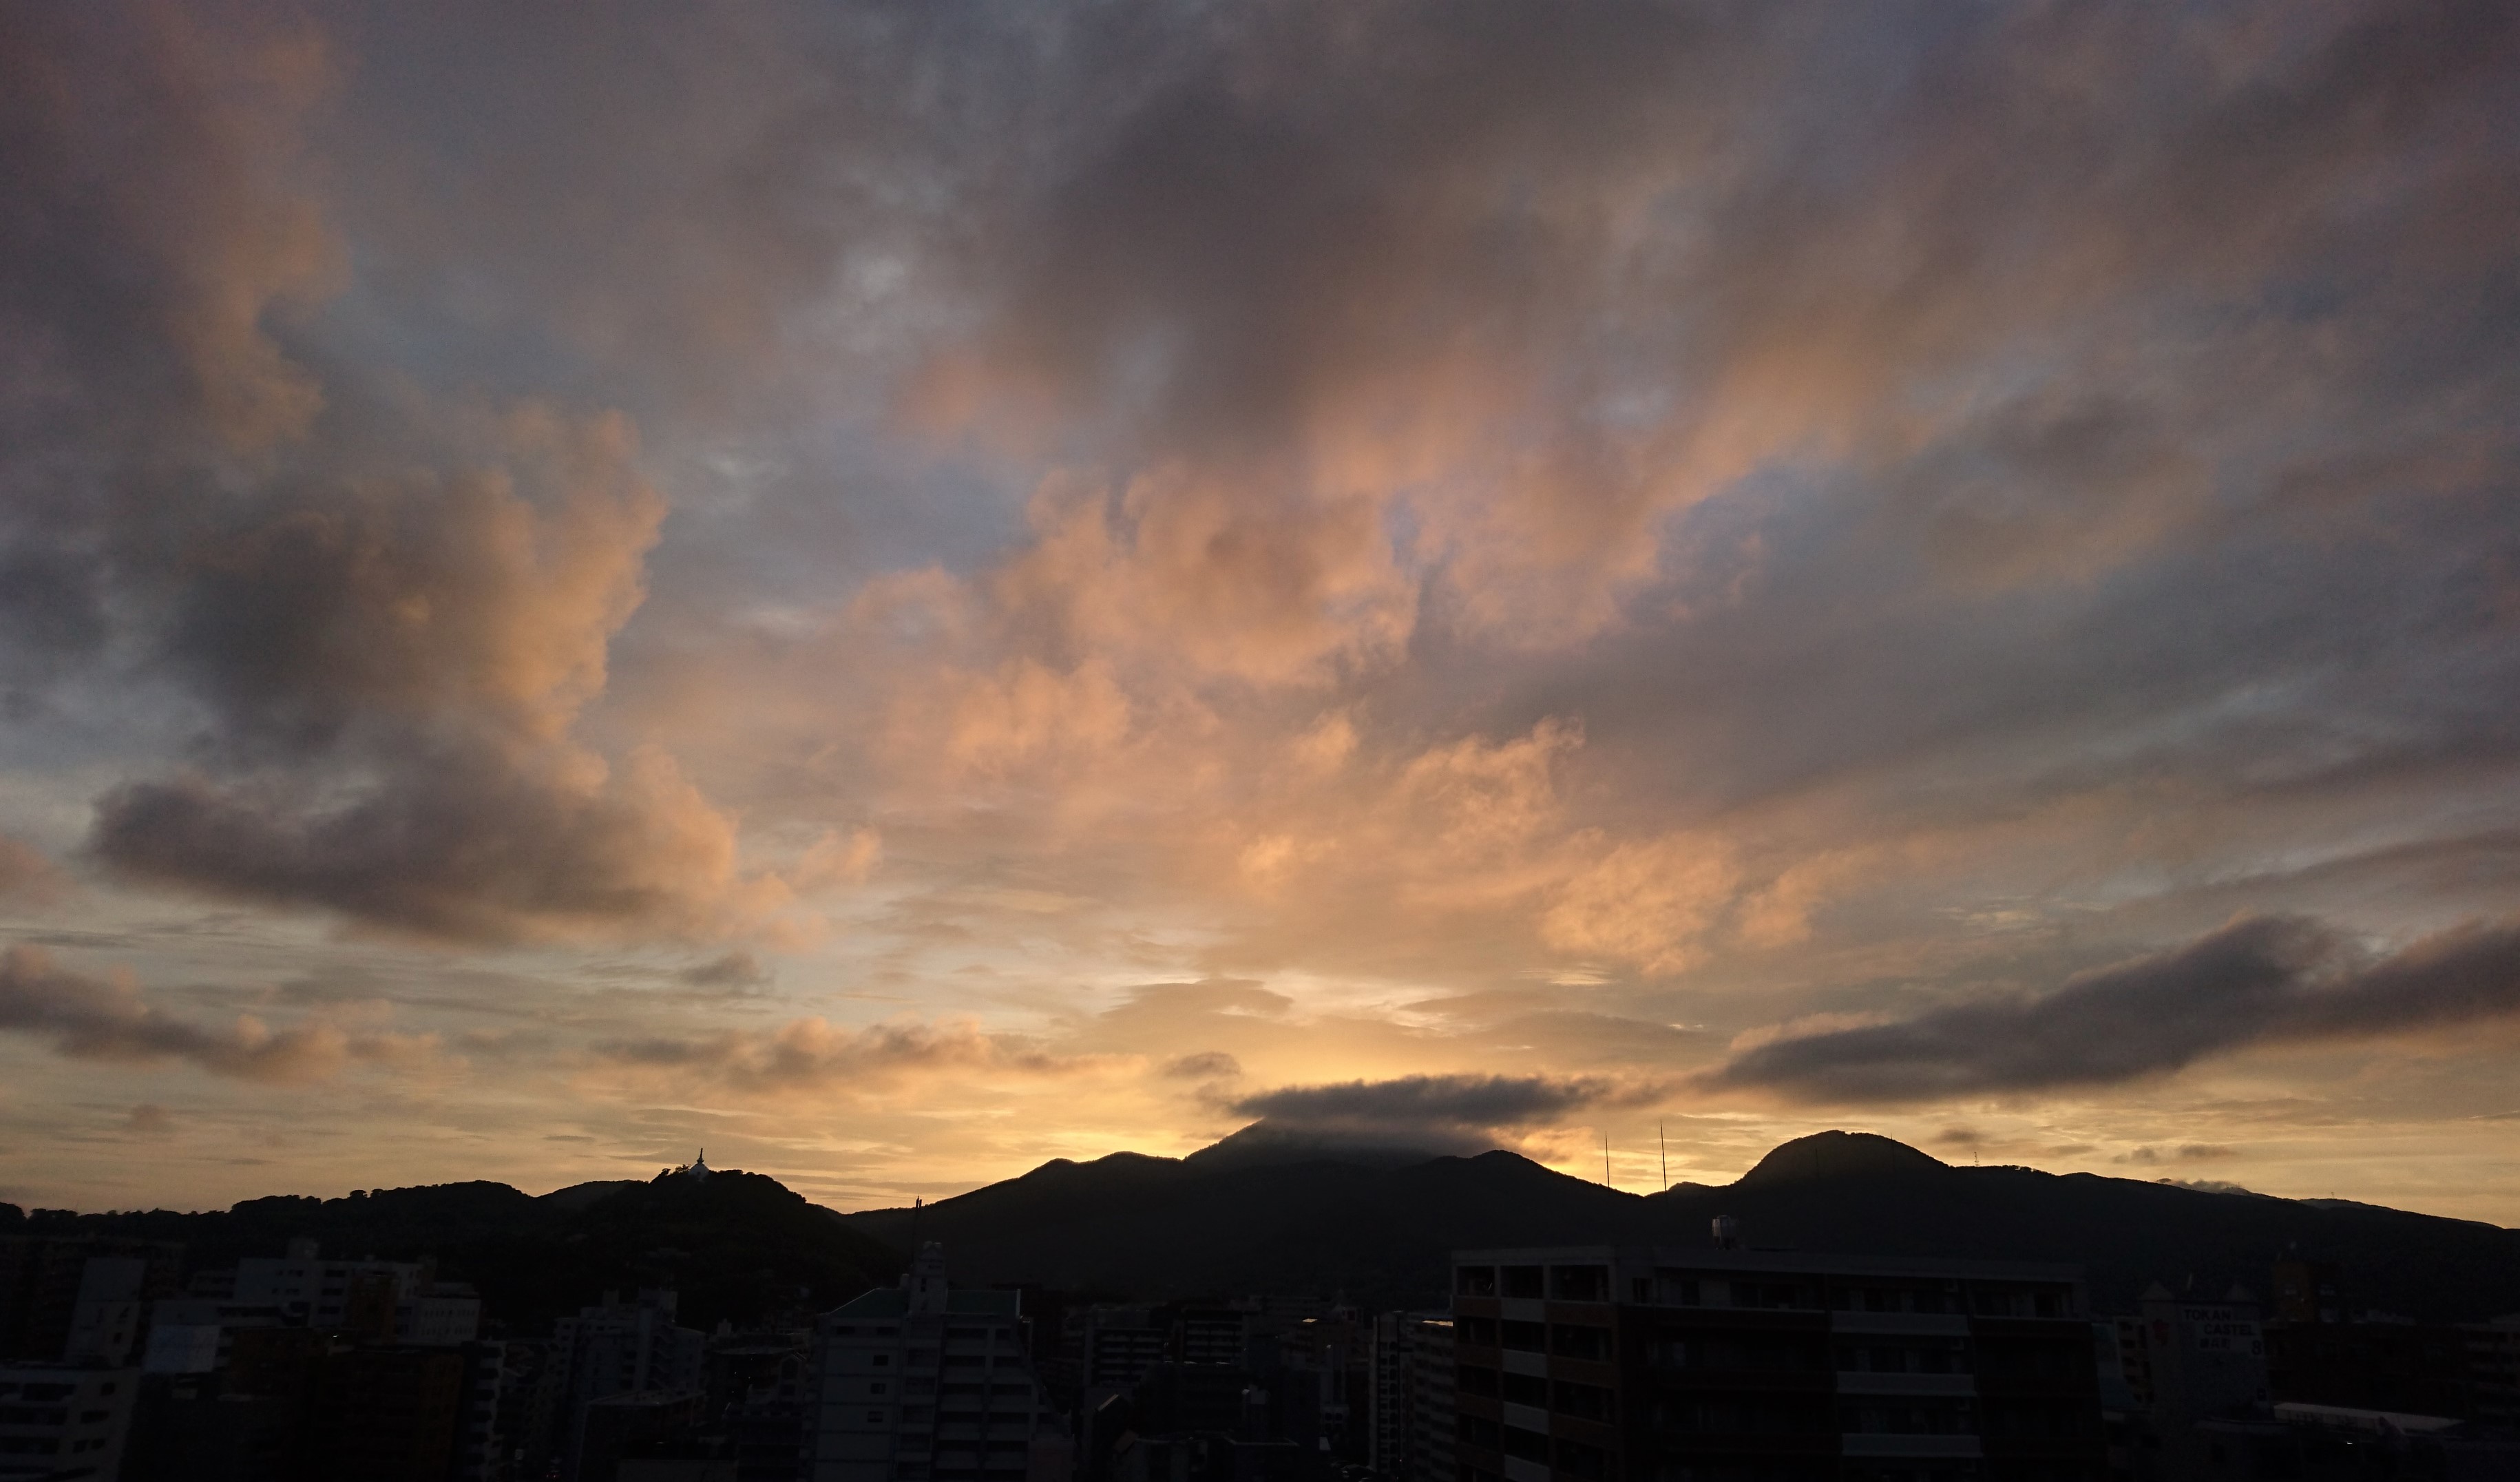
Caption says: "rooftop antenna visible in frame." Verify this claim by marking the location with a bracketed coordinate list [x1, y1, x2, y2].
[1659, 1121, 1668, 1192]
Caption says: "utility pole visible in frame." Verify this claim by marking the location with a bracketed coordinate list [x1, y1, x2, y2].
[1602, 1129, 1611, 1187]
[1659, 1121, 1668, 1191]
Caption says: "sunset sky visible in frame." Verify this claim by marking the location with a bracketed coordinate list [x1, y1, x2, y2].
[5, 1, 2519, 1222]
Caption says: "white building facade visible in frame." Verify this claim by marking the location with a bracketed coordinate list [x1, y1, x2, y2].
[808, 1244, 1067, 1482]
[0, 1364, 138, 1482]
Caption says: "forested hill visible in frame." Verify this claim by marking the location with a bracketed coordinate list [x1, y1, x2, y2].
[1, 1168, 901, 1333]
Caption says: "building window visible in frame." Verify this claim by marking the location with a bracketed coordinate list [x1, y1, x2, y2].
[1550, 1266, 1608, 1302]
[1551, 1438, 1608, 1479]
[1550, 1324, 1609, 1361]
[1458, 1266, 1499, 1297]
[1501, 1321, 1546, 1353]
[1552, 1381, 1613, 1421]
[1504, 1266, 1545, 1300]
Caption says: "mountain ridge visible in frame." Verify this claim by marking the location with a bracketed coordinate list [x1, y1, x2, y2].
[837, 1130, 2520, 1319]
[12, 1131, 2515, 1326]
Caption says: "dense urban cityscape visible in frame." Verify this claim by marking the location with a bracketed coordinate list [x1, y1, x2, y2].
[5, 1138, 2517, 1482]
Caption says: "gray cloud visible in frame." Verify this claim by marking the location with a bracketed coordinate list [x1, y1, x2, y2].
[0, 8, 773, 944]
[1228, 1072, 1630, 1148]
[1708, 916, 2520, 1103]
[1161, 1051, 1240, 1081]
[0, 944, 430, 1083]
[590, 1016, 1082, 1092]
[679, 951, 771, 992]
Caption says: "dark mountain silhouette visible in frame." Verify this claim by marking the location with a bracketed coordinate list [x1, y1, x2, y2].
[18, 1131, 2515, 1328]
[839, 1130, 2520, 1320]
[1180, 1122, 1453, 1173]
[538, 1179, 646, 1212]
[1735, 1129, 1948, 1184]
[20, 1169, 901, 1333]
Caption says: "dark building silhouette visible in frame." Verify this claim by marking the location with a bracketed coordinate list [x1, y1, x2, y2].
[553, 1289, 707, 1481]
[2268, 1261, 2345, 1328]
[705, 1330, 815, 1482]
[582, 1389, 714, 1482]
[120, 1367, 298, 1482]
[2254, 1258, 2520, 1424]
[1369, 1312, 1453, 1482]
[1452, 1241, 2107, 1482]
[0, 1237, 184, 1364]
[293, 1343, 468, 1481]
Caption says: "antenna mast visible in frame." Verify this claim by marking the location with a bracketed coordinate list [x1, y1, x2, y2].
[1659, 1121, 1668, 1192]
[1602, 1129, 1611, 1187]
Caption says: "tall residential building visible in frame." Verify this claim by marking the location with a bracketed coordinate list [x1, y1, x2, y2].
[1277, 1312, 1368, 1463]
[0, 1363, 139, 1481]
[2466, 1317, 2520, 1430]
[706, 1332, 815, 1482]
[806, 1242, 1065, 1482]
[231, 1240, 426, 1339]
[2104, 1283, 2269, 1479]
[2113, 1284, 2265, 1428]
[0, 1239, 183, 1362]
[450, 1340, 508, 1482]
[1451, 1242, 2108, 1482]
[554, 1289, 707, 1481]
[60, 1259, 148, 1367]
[1073, 1309, 1173, 1395]
[291, 1342, 470, 1482]
[1370, 1313, 1454, 1482]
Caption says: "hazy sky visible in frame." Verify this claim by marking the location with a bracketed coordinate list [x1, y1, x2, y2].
[5, 1, 2519, 1220]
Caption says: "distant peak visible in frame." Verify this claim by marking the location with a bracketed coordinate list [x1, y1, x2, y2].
[1736, 1131, 1946, 1185]
[1183, 1121, 1459, 1173]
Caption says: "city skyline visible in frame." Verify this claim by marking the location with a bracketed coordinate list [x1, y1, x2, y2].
[3, 3, 2519, 1222]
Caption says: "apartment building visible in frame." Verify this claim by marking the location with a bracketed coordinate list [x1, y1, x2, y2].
[1451, 1242, 2106, 1482]
[807, 1243, 1065, 1482]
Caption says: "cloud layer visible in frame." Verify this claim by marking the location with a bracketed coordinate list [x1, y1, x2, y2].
[1710, 917, 2520, 1103]
[0, 946, 432, 1084]
[0, 2, 2517, 1216]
